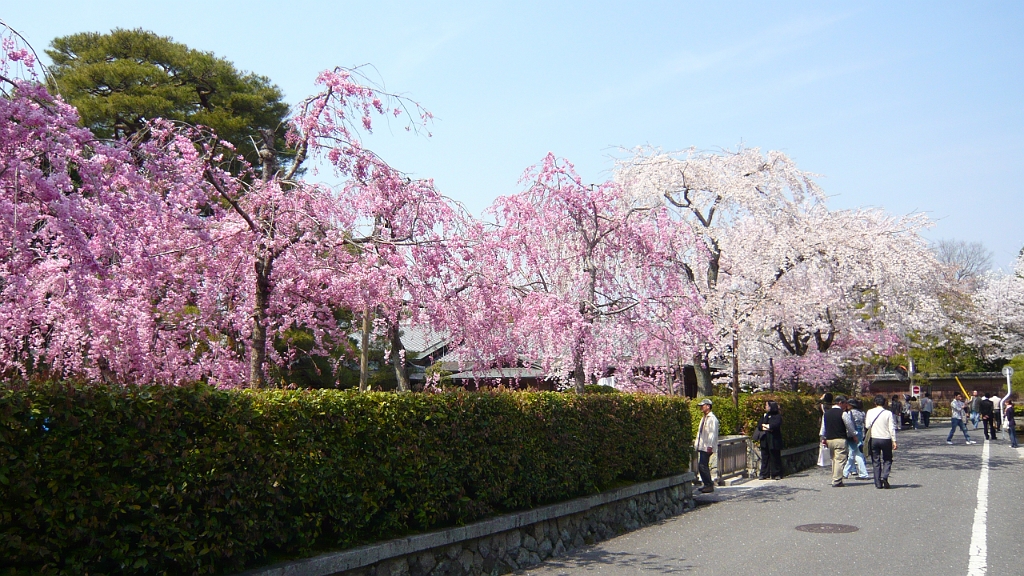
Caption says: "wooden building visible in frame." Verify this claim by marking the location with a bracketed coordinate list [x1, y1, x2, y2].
[870, 372, 1010, 400]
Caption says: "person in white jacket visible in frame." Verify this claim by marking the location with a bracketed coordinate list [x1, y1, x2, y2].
[694, 398, 720, 493]
[865, 395, 898, 489]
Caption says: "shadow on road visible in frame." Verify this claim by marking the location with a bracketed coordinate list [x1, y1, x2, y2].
[887, 483, 923, 490]
[895, 449, 980, 471]
[694, 483, 821, 505]
[537, 550, 698, 574]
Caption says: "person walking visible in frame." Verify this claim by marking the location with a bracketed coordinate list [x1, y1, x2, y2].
[694, 398, 720, 493]
[1005, 399, 1018, 448]
[820, 395, 858, 487]
[843, 398, 870, 480]
[910, 396, 921, 430]
[866, 395, 897, 489]
[920, 393, 934, 428]
[947, 393, 977, 445]
[890, 395, 903, 430]
[969, 390, 982, 429]
[757, 401, 784, 480]
[992, 395, 1002, 440]
[980, 394, 997, 440]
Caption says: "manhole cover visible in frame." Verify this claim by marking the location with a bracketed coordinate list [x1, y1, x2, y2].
[795, 523, 859, 534]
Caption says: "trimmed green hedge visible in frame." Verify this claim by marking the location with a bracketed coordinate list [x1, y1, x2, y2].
[686, 394, 821, 449]
[739, 393, 822, 449]
[689, 396, 741, 439]
[0, 383, 692, 575]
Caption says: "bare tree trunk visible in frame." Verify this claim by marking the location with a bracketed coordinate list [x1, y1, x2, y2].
[769, 357, 775, 391]
[249, 256, 272, 388]
[573, 344, 587, 394]
[731, 331, 740, 408]
[359, 307, 372, 391]
[694, 352, 713, 396]
[387, 319, 410, 391]
[666, 353, 675, 396]
[248, 130, 278, 389]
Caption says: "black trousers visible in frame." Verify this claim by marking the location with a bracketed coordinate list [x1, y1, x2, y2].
[698, 450, 713, 487]
[870, 438, 893, 488]
[759, 446, 783, 479]
[984, 418, 999, 439]
[922, 411, 931, 427]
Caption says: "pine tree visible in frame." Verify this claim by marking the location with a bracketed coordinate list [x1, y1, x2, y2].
[47, 28, 290, 171]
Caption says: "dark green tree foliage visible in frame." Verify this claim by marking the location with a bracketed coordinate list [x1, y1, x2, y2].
[46, 29, 290, 169]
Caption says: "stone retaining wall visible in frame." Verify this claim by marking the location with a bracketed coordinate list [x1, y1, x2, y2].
[748, 441, 820, 477]
[237, 472, 695, 576]
[780, 442, 821, 474]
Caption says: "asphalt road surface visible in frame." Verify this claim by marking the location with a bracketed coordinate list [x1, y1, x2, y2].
[522, 423, 1024, 576]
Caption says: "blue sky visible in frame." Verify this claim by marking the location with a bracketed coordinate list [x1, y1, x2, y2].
[5, 1, 1022, 268]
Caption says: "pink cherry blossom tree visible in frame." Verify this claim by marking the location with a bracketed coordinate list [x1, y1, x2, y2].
[731, 208, 944, 390]
[616, 147, 948, 395]
[195, 66, 443, 388]
[974, 252, 1024, 358]
[1, 23, 469, 388]
[461, 154, 710, 393]
[615, 147, 825, 395]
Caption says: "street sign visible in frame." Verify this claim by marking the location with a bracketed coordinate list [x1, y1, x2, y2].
[911, 385, 921, 396]
[1003, 366, 1015, 378]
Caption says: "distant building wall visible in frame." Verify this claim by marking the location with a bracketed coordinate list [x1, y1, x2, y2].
[870, 372, 1008, 400]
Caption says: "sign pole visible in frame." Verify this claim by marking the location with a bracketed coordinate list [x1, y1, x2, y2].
[1002, 366, 1015, 418]
[955, 376, 970, 399]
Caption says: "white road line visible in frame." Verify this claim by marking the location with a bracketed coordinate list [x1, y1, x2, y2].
[967, 440, 990, 576]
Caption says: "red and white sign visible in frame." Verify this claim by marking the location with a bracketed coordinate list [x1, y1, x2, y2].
[911, 385, 921, 396]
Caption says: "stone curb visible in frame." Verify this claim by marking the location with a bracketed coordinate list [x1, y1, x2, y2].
[235, 471, 696, 576]
[781, 442, 819, 457]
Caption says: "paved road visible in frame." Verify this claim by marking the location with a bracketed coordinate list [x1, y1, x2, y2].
[522, 424, 1024, 576]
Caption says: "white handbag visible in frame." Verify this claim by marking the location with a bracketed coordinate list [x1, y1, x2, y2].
[817, 443, 830, 467]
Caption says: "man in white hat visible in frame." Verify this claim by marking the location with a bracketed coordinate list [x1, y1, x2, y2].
[694, 398, 720, 493]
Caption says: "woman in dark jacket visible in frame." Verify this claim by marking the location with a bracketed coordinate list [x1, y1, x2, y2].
[758, 401, 784, 480]
[890, 395, 904, 430]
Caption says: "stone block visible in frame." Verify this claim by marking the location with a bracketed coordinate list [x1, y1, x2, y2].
[505, 530, 521, 551]
[433, 559, 455, 576]
[459, 549, 475, 573]
[477, 537, 491, 558]
[387, 558, 409, 576]
[522, 533, 537, 551]
[416, 553, 436, 575]
[552, 539, 566, 558]
[556, 516, 570, 533]
[531, 522, 546, 542]
[495, 536, 507, 558]
[472, 552, 484, 571]
[537, 538, 553, 559]
[446, 545, 462, 560]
